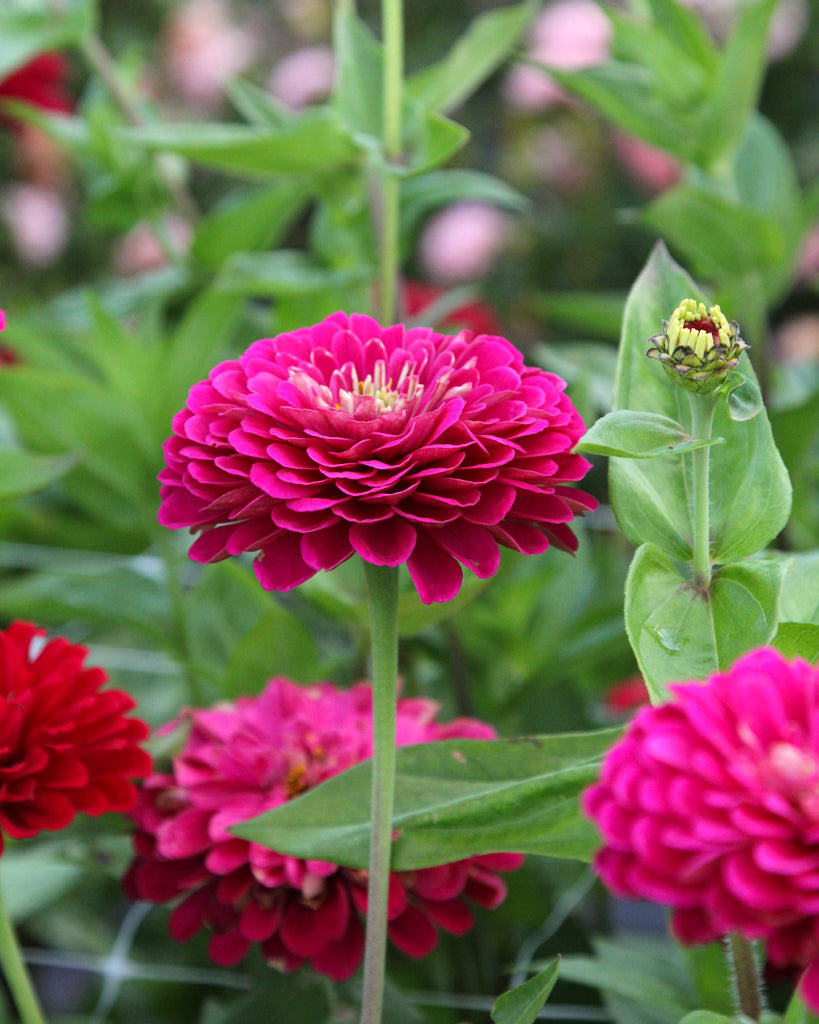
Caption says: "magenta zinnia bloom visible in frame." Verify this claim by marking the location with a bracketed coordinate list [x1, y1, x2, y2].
[583, 648, 819, 1012]
[124, 678, 523, 980]
[0, 621, 151, 853]
[158, 312, 595, 603]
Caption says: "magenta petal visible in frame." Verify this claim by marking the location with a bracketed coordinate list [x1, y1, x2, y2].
[407, 533, 463, 604]
[388, 904, 438, 958]
[253, 534, 315, 590]
[280, 882, 350, 956]
[301, 522, 354, 571]
[433, 522, 500, 577]
[208, 931, 249, 966]
[349, 518, 417, 566]
[310, 915, 365, 981]
[801, 962, 819, 1015]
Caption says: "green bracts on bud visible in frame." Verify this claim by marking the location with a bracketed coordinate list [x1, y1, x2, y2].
[647, 298, 748, 394]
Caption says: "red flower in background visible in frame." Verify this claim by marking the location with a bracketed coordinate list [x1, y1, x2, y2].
[584, 648, 819, 1014]
[0, 54, 73, 129]
[124, 677, 523, 980]
[0, 621, 151, 853]
[403, 281, 503, 337]
[158, 311, 595, 604]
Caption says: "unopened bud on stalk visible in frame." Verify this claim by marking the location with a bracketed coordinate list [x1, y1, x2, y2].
[647, 299, 748, 394]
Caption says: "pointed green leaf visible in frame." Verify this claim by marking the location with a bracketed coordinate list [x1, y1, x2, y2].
[0, 450, 74, 500]
[577, 410, 724, 459]
[492, 960, 560, 1024]
[0, 0, 96, 80]
[780, 553, 819, 625]
[625, 543, 786, 697]
[610, 243, 791, 566]
[785, 990, 819, 1023]
[407, 0, 538, 114]
[119, 111, 360, 178]
[232, 728, 620, 869]
[771, 623, 819, 664]
[677, 1014, 735, 1024]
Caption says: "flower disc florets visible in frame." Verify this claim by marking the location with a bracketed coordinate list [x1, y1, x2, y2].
[647, 298, 748, 394]
[0, 621, 151, 853]
[158, 312, 596, 604]
[583, 649, 819, 1013]
[124, 678, 523, 980]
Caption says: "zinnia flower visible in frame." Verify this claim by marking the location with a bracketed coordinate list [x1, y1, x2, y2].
[124, 677, 524, 980]
[0, 54, 73, 129]
[583, 648, 819, 1012]
[158, 311, 595, 604]
[0, 621, 151, 853]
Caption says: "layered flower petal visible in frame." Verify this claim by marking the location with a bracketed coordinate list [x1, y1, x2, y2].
[125, 677, 522, 980]
[159, 312, 595, 603]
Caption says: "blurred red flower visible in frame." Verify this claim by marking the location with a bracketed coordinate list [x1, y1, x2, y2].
[124, 677, 523, 980]
[0, 54, 73, 129]
[0, 621, 151, 853]
[402, 281, 503, 337]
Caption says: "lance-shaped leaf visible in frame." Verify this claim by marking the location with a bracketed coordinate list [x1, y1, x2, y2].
[609, 243, 791, 566]
[577, 410, 725, 459]
[231, 729, 619, 870]
[492, 960, 560, 1024]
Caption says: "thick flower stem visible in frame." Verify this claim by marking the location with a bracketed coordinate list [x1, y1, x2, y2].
[725, 933, 764, 1022]
[0, 881, 47, 1024]
[688, 391, 718, 589]
[360, 562, 400, 1024]
[378, 0, 404, 324]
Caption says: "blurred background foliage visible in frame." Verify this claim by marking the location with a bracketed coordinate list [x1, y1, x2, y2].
[0, 0, 818, 1021]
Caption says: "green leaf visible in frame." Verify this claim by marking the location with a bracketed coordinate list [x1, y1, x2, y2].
[527, 290, 626, 342]
[221, 605, 320, 698]
[771, 623, 819, 663]
[780, 553, 819, 625]
[192, 181, 314, 270]
[407, 0, 538, 114]
[677, 1014, 735, 1024]
[692, 0, 779, 165]
[643, 0, 717, 69]
[203, 972, 330, 1024]
[785, 990, 819, 1024]
[723, 375, 763, 422]
[0, 0, 96, 80]
[492, 959, 561, 1024]
[1, 842, 84, 921]
[215, 250, 373, 298]
[232, 728, 620, 870]
[609, 243, 791, 566]
[577, 410, 725, 459]
[625, 543, 786, 698]
[0, 450, 74, 500]
[332, 3, 383, 140]
[119, 110, 360, 179]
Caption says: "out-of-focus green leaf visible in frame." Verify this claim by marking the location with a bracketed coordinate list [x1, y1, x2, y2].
[225, 78, 294, 128]
[332, 3, 383, 141]
[779, 553, 819, 625]
[625, 543, 786, 698]
[785, 991, 819, 1023]
[119, 111, 361, 179]
[577, 410, 724, 459]
[492, 959, 560, 1024]
[771, 623, 819, 663]
[0, 0, 96, 80]
[0, 451, 74, 500]
[203, 972, 330, 1024]
[232, 728, 619, 869]
[216, 250, 373, 298]
[1, 842, 84, 921]
[407, 0, 538, 114]
[192, 181, 314, 270]
[222, 604, 321, 698]
[528, 290, 626, 342]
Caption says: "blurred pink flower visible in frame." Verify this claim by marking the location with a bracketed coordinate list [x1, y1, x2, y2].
[612, 133, 680, 194]
[503, 0, 611, 112]
[112, 216, 193, 276]
[268, 45, 334, 110]
[602, 675, 649, 718]
[124, 677, 523, 979]
[1, 184, 69, 267]
[158, 311, 595, 604]
[774, 315, 819, 366]
[164, 0, 258, 108]
[584, 648, 819, 1013]
[418, 202, 510, 284]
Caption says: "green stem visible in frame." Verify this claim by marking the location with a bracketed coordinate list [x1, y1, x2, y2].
[378, 0, 404, 324]
[725, 933, 764, 1022]
[0, 880, 47, 1024]
[360, 562, 400, 1024]
[688, 391, 718, 588]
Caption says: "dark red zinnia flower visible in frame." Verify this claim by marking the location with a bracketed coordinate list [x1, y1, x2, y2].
[402, 281, 503, 337]
[124, 677, 524, 980]
[158, 311, 596, 604]
[0, 621, 151, 853]
[0, 54, 73, 129]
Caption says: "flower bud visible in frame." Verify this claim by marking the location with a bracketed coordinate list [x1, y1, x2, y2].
[647, 298, 748, 394]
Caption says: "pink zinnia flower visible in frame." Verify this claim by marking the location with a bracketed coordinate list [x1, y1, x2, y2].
[0, 54, 72, 129]
[418, 202, 510, 284]
[583, 648, 819, 1012]
[158, 311, 595, 604]
[0, 621, 151, 854]
[124, 678, 523, 980]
